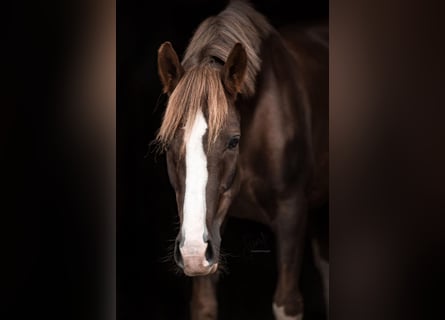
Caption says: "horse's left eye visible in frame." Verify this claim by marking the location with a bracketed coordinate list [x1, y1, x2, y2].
[227, 136, 240, 150]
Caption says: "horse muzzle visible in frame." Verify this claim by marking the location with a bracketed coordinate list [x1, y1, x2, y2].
[175, 239, 218, 276]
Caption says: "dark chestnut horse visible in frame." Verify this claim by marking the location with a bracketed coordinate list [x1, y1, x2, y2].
[155, 1, 328, 319]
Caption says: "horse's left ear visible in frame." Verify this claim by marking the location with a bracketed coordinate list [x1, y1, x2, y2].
[158, 41, 184, 95]
[222, 43, 247, 96]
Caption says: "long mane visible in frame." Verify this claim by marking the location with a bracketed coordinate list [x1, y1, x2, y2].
[156, 1, 273, 152]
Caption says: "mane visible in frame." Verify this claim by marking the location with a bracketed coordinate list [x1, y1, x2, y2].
[182, 1, 273, 95]
[156, 1, 273, 153]
[157, 65, 229, 153]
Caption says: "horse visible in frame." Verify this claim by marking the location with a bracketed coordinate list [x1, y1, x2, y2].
[154, 1, 328, 319]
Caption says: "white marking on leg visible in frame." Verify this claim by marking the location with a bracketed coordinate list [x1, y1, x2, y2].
[181, 110, 208, 249]
[273, 303, 302, 320]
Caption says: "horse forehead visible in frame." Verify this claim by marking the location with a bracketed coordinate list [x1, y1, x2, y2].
[183, 110, 208, 149]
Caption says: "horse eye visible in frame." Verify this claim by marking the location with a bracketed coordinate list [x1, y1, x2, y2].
[227, 136, 240, 150]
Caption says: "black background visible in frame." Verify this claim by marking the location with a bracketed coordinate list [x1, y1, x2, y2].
[117, 1, 328, 319]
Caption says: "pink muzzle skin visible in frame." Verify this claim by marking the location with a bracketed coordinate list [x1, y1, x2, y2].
[180, 242, 218, 276]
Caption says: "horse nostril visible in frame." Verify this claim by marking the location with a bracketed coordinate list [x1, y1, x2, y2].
[205, 241, 214, 264]
[174, 241, 183, 269]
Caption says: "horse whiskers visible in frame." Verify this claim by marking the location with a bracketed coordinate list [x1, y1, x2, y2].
[157, 238, 177, 264]
[215, 250, 231, 276]
[160, 252, 186, 278]
[158, 252, 174, 264]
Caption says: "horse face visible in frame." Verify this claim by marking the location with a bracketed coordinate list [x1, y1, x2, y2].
[165, 105, 241, 276]
[159, 42, 247, 276]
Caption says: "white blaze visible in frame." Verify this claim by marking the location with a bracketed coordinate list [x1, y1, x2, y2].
[182, 110, 208, 248]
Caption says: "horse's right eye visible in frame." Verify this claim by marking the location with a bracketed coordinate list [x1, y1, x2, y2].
[227, 136, 240, 150]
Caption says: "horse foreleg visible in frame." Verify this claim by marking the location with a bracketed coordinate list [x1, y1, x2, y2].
[273, 195, 307, 320]
[191, 274, 218, 320]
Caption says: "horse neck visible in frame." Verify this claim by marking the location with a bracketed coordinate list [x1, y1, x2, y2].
[240, 31, 311, 132]
[237, 31, 314, 180]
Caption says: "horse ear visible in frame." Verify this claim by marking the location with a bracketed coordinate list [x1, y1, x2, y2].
[158, 42, 184, 94]
[222, 43, 247, 96]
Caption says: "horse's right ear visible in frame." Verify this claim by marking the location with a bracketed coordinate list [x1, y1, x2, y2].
[158, 42, 184, 95]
